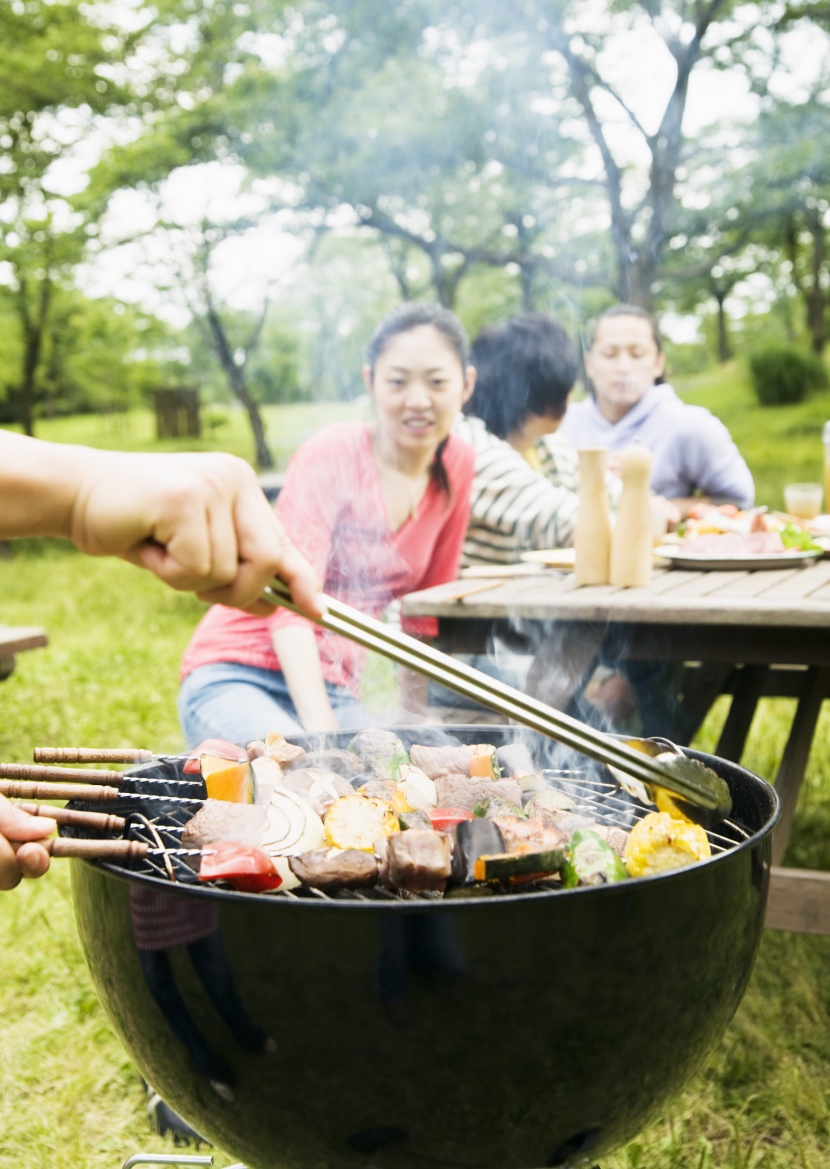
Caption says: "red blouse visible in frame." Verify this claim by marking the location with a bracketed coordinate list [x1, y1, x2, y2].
[180, 422, 474, 695]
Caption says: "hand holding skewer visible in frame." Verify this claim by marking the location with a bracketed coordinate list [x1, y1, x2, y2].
[0, 795, 56, 889]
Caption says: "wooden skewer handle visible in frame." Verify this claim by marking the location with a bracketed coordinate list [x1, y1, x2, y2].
[13, 804, 126, 832]
[0, 763, 123, 785]
[45, 838, 149, 860]
[34, 748, 154, 764]
[0, 780, 120, 801]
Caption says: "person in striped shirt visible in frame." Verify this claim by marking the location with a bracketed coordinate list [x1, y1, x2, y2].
[455, 312, 587, 568]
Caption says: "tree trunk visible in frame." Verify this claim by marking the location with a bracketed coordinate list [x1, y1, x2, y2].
[714, 290, 732, 363]
[204, 303, 274, 469]
[16, 276, 51, 437]
[805, 209, 826, 355]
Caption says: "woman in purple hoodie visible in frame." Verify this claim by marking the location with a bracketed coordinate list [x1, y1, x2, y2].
[557, 305, 754, 517]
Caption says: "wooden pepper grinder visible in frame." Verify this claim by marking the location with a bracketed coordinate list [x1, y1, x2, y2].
[610, 444, 654, 588]
[574, 447, 612, 586]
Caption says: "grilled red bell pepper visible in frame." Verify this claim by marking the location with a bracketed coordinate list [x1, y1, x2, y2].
[427, 807, 476, 832]
[183, 738, 247, 774]
[199, 842, 283, 892]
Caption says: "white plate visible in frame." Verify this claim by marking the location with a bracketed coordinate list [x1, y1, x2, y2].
[655, 546, 821, 571]
[519, 548, 576, 570]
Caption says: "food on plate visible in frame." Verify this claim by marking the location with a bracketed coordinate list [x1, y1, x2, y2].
[673, 505, 823, 557]
[623, 812, 711, 877]
[324, 793, 400, 851]
[185, 731, 721, 897]
[288, 847, 378, 891]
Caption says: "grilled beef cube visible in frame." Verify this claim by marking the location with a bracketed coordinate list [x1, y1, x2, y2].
[285, 748, 365, 779]
[410, 743, 500, 780]
[434, 775, 522, 812]
[289, 847, 378, 890]
[590, 824, 629, 857]
[451, 819, 505, 886]
[493, 816, 568, 854]
[399, 809, 433, 831]
[347, 729, 408, 779]
[383, 830, 453, 894]
[182, 799, 266, 849]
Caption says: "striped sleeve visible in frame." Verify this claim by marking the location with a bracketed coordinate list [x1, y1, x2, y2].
[455, 418, 579, 566]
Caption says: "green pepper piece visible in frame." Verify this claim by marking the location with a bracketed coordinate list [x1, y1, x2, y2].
[562, 828, 628, 889]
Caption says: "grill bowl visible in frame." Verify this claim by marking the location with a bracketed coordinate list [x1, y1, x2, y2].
[69, 728, 778, 1169]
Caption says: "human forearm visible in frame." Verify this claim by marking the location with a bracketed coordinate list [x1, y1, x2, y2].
[0, 432, 321, 613]
[271, 623, 339, 731]
[0, 432, 86, 539]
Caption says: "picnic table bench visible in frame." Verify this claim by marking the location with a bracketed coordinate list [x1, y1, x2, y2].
[0, 625, 48, 681]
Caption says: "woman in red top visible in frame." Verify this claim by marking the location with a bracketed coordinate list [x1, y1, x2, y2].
[179, 302, 476, 746]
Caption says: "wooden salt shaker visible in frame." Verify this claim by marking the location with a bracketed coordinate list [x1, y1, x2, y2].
[610, 444, 654, 588]
[574, 447, 612, 586]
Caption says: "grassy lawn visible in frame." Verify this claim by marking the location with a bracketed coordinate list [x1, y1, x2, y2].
[2, 376, 830, 1168]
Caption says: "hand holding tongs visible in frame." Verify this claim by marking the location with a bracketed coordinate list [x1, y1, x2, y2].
[262, 578, 732, 825]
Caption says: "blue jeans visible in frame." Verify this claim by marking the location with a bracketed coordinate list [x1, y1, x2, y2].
[178, 662, 374, 749]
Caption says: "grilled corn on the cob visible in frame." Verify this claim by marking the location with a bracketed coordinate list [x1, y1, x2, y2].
[623, 811, 711, 877]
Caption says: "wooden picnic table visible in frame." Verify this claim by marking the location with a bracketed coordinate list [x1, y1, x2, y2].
[0, 625, 48, 681]
[401, 557, 830, 935]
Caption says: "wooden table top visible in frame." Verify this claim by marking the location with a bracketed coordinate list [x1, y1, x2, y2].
[402, 560, 830, 630]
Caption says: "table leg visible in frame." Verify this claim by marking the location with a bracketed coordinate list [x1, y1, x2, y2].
[771, 665, 830, 866]
[0, 656, 15, 681]
[715, 664, 769, 762]
[674, 662, 737, 744]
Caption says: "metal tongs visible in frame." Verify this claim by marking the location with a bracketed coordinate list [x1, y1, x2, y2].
[263, 578, 732, 826]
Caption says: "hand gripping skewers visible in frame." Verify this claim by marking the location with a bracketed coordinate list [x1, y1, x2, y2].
[1, 749, 206, 874]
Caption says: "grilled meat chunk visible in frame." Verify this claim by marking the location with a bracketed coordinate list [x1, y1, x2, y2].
[434, 775, 523, 812]
[182, 799, 265, 849]
[289, 847, 378, 890]
[382, 829, 453, 894]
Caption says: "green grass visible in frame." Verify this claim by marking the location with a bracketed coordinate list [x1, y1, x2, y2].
[675, 362, 830, 511]
[3, 376, 830, 1167]
[7, 399, 363, 471]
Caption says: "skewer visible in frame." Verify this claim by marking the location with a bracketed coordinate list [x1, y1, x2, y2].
[0, 779, 204, 804]
[16, 838, 151, 860]
[11, 804, 126, 832]
[263, 576, 732, 817]
[0, 780, 120, 801]
[0, 763, 124, 785]
[34, 747, 154, 764]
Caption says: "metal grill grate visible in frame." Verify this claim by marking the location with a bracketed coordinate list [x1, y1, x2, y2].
[92, 766, 751, 902]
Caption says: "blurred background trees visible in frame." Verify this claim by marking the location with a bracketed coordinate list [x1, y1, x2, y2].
[1, 0, 828, 461]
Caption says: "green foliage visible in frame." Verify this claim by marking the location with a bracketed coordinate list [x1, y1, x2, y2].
[749, 345, 828, 406]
